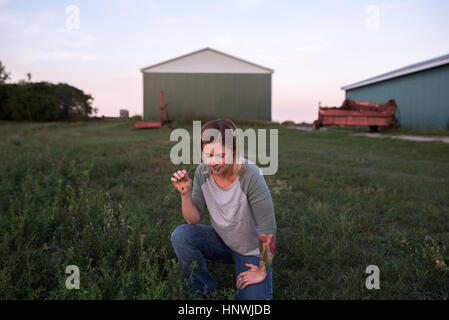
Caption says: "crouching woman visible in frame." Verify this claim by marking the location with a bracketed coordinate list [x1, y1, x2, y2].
[170, 118, 276, 300]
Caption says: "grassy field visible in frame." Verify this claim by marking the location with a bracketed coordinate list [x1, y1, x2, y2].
[1, 119, 448, 299]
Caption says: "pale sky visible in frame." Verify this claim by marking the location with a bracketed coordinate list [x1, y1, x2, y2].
[1, 0, 448, 123]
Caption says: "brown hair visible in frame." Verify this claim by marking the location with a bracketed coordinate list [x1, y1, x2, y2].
[200, 118, 245, 177]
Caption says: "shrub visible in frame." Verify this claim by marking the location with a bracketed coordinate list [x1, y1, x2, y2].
[0, 82, 94, 121]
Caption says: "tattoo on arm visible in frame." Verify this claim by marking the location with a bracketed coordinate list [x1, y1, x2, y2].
[258, 233, 276, 274]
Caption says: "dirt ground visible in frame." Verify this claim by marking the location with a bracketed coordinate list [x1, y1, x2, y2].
[352, 133, 449, 144]
[286, 126, 449, 144]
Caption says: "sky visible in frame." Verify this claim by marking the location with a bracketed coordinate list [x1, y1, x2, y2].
[1, 0, 448, 123]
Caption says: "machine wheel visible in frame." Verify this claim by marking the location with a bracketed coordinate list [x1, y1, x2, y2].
[312, 121, 321, 131]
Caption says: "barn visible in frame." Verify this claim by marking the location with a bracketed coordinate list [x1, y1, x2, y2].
[141, 48, 274, 122]
[342, 54, 449, 130]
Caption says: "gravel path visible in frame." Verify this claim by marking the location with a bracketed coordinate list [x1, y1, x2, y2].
[353, 133, 449, 144]
[286, 126, 449, 144]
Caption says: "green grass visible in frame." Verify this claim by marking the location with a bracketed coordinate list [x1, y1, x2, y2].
[1, 119, 448, 299]
[317, 125, 449, 136]
[382, 126, 449, 137]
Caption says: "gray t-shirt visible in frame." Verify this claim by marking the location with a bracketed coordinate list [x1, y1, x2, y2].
[191, 159, 276, 256]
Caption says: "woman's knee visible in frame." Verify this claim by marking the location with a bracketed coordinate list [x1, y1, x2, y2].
[238, 271, 273, 300]
[170, 224, 196, 248]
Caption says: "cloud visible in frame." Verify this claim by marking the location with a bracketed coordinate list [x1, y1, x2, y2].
[229, 0, 264, 9]
[112, 0, 194, 25]
[23, 49, 97, 63]
[294, 41, 332, 53]
[0, 7, 97, 64]
[0, 9, 53, 40]
[208, 35, 250, 49]
[54, 29, 97, 48]
[384, 2, 410, 10]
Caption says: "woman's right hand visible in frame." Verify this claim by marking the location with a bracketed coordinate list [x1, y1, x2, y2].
[170, 169, 193, 196]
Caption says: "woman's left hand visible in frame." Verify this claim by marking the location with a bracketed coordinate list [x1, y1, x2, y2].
[236, 264, 267, 290]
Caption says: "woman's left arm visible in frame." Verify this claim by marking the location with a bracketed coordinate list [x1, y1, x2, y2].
[236, 167, 277, 289]
[236, 233, 276, 289]
[258, 233, 276, 274]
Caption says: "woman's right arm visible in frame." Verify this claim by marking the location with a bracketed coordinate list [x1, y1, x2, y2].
[180, 191, 201, 225]
[171, 169, 202, 225]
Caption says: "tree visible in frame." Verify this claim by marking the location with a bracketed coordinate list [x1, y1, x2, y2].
[0, 61, 95, 121]
[52, 83, 93, 119]
[1, 82, 95, 121]
[0, 60, 11, 84]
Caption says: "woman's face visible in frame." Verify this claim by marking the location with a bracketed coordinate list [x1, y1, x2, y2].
[202, 142, 234, 176]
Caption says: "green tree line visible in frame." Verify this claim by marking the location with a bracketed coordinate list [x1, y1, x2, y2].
[0, 60, 95, 121]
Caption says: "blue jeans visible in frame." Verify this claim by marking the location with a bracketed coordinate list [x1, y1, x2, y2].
[170, 224, 273, 300]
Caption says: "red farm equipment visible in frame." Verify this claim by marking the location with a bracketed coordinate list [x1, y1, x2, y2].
[133, 91, 172, 129]
[312, 99, 400, 132]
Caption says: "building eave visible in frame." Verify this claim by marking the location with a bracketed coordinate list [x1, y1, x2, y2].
[140, 47, 274, 74]
[342, 53, 449, 91]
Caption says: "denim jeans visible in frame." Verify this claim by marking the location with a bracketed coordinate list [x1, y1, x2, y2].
[170, 224, 273, 300]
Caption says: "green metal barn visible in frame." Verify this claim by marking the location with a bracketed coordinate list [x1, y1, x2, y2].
[342, 54, 449, 130]
[141, 48, 273, 122]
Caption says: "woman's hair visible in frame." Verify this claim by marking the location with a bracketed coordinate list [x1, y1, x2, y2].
[200, 118, 245, 177]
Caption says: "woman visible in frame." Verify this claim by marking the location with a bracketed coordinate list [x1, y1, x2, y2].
[170, 118, 276, 300]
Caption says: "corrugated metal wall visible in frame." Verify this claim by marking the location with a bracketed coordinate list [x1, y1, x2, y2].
[346, 64, 449, 130]
[143, 73, 271, 122]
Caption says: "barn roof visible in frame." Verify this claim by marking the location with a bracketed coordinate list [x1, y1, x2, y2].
[342, 53, 449, 91]
[140, 47, 274, 74]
